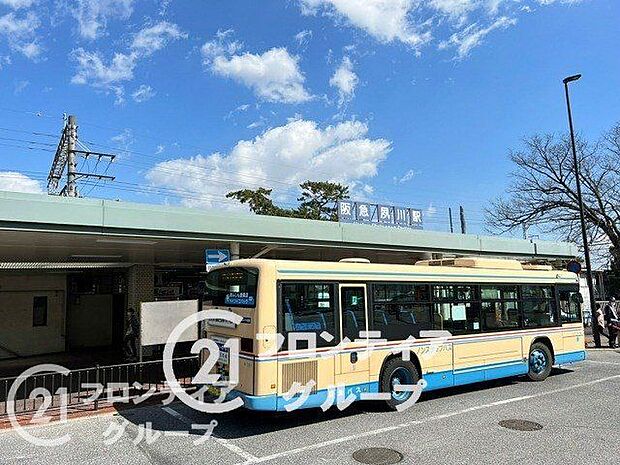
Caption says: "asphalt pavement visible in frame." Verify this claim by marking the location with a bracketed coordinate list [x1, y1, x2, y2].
[1, 348, 619, 465]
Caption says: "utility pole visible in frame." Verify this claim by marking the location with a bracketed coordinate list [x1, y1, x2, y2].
[47, 114, 116, 197]
[66, 115, 78, 197]
[563, 74, 599, 347]
[448, 208, 454, 233]
[522, 223, 528, 240]
[459, 206, 467, 234]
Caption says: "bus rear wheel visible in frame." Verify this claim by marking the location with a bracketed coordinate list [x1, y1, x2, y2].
[527, 342, 553, 381]
[380, 358, 420, 411]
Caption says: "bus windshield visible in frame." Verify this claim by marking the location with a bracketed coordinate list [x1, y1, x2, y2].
[204, 267, 259, 308]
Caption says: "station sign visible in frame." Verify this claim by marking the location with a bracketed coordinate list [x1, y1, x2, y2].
[337, 200, 423, 229]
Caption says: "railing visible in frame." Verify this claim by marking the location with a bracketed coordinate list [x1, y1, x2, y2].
[0, 356, 199, 418]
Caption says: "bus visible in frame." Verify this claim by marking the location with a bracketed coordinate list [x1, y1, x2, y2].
[203, 257, 586, 411]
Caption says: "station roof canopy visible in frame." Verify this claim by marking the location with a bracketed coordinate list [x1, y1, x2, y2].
[0, 191, 577, 267]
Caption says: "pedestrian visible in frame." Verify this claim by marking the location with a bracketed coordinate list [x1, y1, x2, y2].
[594, 303, 609, 347]
[123, 307, 140, 361]
[604, 297, 620, 349]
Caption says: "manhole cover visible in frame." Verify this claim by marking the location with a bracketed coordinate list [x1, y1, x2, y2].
[499, 419, 543, 431]
[352, 447, 404, 465]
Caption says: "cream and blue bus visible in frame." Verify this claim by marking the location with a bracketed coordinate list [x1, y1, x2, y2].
[203, 257, 586, 411]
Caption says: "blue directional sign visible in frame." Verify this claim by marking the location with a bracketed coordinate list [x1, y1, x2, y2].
[206, 249, 230, 266]
[566, 260, 582, 274]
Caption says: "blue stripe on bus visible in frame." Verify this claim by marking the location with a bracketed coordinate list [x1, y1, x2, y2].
[555, 349, 586, 365]
[230, 350, 586, 411]
[231, 381, 380, 412]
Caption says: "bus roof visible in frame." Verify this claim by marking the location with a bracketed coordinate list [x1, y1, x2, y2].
[214, 258, 578, 283]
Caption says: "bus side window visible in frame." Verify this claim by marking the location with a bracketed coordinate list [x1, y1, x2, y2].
[341, 286, 366, 341]
[559, 288, 582, 324]
[522, 285, 557, 328]
[280, 282, 338, 348]
[432, 285, 481, 335]
[371, 283, 432, 340]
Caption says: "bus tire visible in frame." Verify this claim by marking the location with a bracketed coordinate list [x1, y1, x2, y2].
[527, 342, 553, 381]
[380, 357, 420, 411]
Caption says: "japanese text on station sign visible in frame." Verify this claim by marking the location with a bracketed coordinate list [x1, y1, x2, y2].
[337, 201, 423, 229]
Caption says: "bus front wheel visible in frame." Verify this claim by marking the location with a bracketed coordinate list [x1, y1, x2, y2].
[527, 342, 553, 381]
[380, 358, 420, 411]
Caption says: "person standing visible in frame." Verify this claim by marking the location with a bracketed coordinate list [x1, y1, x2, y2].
[123, 307, 140, 361]
[594, 303, 609, 347]
[604, 297, 619, 349]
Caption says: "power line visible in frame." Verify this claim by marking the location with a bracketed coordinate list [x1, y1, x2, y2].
[46, 115, 116, 197]
[77, 120, 496, 205]
[0, 119, 494, 211]
[0, 126, 57, 138]
[0, 136, 56, 147]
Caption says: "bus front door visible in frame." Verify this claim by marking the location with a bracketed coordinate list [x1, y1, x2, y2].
[336, 284, 371, 396]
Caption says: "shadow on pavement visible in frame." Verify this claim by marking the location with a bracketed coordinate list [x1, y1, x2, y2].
[115, 368, 575, 440]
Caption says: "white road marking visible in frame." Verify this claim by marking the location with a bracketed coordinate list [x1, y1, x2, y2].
[161, 406, 258, 462]
[584, 359, 620, 366]
[242, 373, 620, 464]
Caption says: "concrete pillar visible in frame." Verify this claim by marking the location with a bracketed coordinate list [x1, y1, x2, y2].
[126, 264, 154, 359]
[127, 264, 154, 313]
[230, 242, 240, 260]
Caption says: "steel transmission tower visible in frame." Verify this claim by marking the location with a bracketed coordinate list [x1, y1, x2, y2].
[47, 115, 116, 196]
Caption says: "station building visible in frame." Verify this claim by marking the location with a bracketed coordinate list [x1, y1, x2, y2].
[0, 191, 577, 363]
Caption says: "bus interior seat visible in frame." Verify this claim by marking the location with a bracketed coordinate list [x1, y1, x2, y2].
[374, 310, 388, 326]
[345, 310, 359, 335]
[398, 310, 416, 324]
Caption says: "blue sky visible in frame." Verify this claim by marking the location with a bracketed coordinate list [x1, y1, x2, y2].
[0, 0, 618, 237]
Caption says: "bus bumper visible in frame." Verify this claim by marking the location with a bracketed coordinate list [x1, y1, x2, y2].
[227, 390, 278, 411]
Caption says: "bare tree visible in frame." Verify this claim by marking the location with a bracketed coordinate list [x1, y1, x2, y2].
[486, 122, 620, 269]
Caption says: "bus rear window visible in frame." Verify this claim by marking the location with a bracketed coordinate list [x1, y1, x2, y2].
[205, 267, 258, 308]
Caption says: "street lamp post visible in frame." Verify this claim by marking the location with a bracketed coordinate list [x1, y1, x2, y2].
[563, 74, 600, 348]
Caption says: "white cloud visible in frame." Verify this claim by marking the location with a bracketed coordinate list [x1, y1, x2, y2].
[201, 29, 243, 64]
[67, 0, 134, 40]
[209, 47, 312, 104]
[0, 11, 42, 59]
[299, 0, 431, 48]
[0, 0, 36, 9]
[393, 168, 418, 184]
[13, 79, 28, 94]
[111, 128, 134, 151]
[430, 0, 479, 20]
[146, 118, 391, 209]
[71, 48, 136, 85]
[298, 0, 570, 58]
[158, 0, 171, 16]
[536, 0, 583, 4]
[247, 120, 264, 129]
[439, 16, 516, 59]
[294, 29, 313, 47]
[0, 171, 43, 194]
[131, 84, 155, 102]
[70, 21, 185, 103]
[330, 56, 358, 105]
[130, 21, 187, 56]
